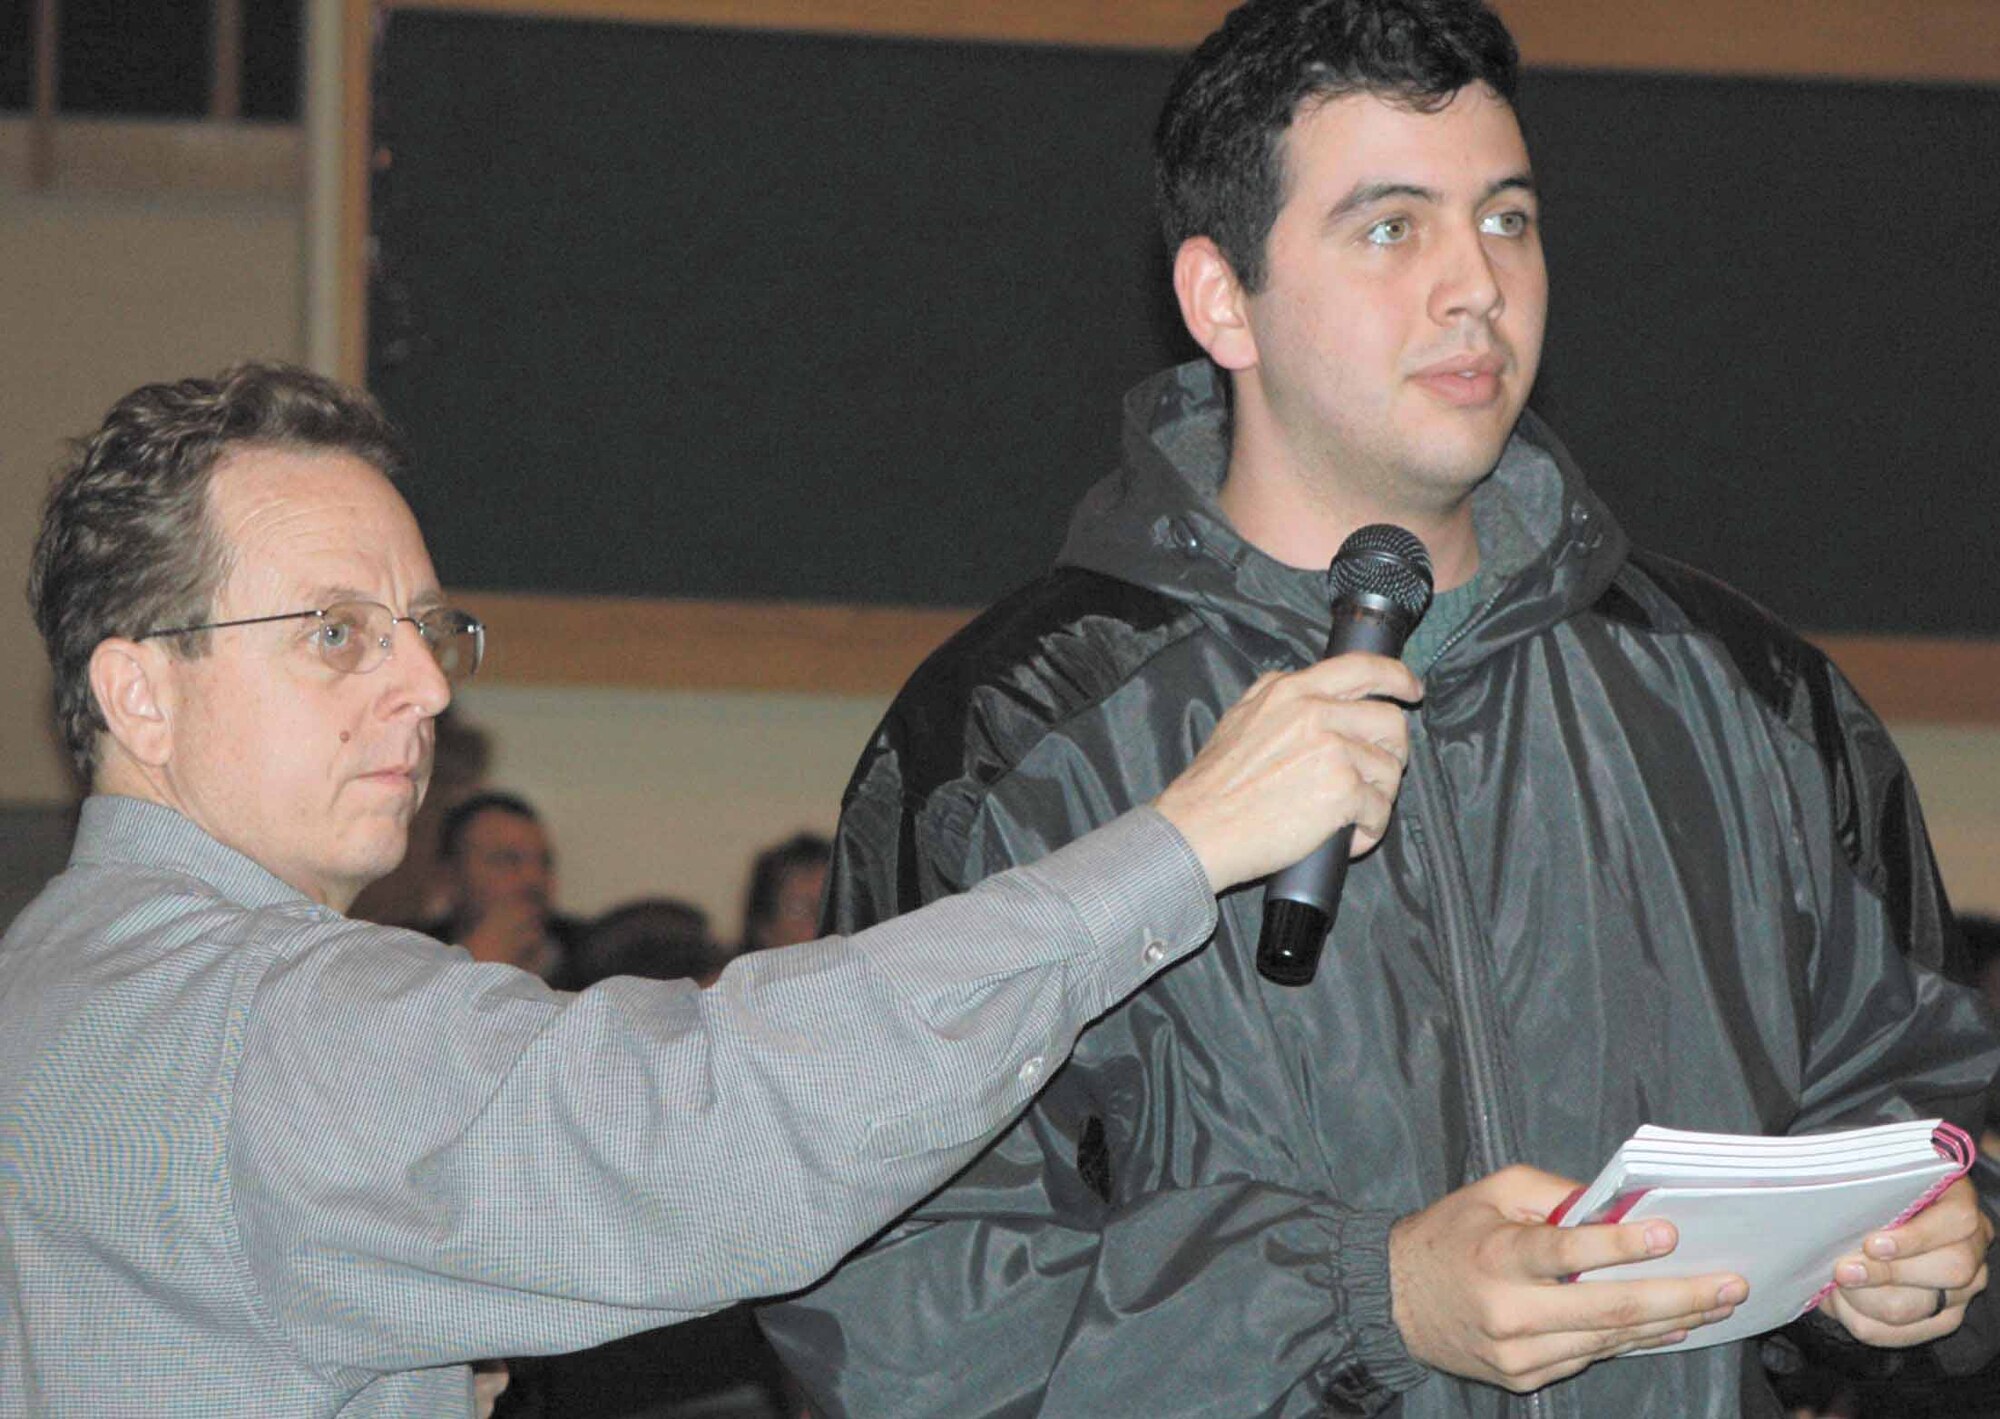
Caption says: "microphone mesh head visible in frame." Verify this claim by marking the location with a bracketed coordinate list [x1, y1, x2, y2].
[1328, 524, 1434, 618]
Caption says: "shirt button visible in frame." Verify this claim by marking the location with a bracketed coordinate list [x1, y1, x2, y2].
[1141, 940, 1166, 966]
[1018, 1055, 1045, 1086]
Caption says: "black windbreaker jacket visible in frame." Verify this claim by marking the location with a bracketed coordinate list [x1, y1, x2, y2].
[763, 362, 2000, 1417]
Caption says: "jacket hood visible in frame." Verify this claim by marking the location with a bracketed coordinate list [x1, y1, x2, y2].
[1055, 361, 1630, 677]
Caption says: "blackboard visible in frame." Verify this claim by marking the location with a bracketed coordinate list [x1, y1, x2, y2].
[370, 9, 2000, 636]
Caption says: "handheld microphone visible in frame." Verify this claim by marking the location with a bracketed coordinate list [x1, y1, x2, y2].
[1255, 524, 1433, 987]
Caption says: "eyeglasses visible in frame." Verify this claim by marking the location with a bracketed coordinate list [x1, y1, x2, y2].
[140, 600, 485, 684]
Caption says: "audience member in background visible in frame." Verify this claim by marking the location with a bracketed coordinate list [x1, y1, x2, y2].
[349, 705, 492, 926]
[572, 898, 730, 989]
[739, 831, 831, 954]
[419, 789, 586, 983]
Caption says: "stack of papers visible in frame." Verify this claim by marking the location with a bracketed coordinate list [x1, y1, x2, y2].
[1549, 1119, 1974, 1352]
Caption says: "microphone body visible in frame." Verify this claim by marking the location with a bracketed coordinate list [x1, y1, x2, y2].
[1256, 525, 1433, 987]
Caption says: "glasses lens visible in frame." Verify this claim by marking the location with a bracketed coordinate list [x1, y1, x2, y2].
[418, 609, 484, 683]
[317, 602, 394, 674]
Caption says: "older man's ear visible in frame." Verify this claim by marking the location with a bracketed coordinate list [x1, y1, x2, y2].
[88, 637, 175, 774]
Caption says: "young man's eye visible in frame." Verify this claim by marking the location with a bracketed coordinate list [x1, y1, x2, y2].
[1480, 210, 1531, 238]
[1365, 216, 1412, 246]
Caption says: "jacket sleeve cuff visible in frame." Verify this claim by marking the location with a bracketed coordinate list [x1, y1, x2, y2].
[1314, 1208, 1432, 1413]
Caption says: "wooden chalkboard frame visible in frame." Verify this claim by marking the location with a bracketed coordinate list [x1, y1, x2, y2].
[339, 0, 2000, 721]
[356, 0, 2000, 80]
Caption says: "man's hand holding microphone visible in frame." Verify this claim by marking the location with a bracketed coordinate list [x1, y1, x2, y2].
[1153, 650, 1421, 895]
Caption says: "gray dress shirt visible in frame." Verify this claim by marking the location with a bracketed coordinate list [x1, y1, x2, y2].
[0, 795, 1215, 1415]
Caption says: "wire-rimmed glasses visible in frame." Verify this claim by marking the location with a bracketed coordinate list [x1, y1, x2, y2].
[140, 600, 485, 683]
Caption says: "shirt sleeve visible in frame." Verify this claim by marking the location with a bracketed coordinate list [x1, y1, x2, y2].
[759, 771, 1428, 1418]
[226, 806, 1216, 1378]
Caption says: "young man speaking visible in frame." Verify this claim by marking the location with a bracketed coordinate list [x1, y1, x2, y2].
[762, 2, 1999, 1413]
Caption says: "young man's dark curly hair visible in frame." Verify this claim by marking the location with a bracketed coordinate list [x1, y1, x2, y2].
[1155, 0, 1519, 293]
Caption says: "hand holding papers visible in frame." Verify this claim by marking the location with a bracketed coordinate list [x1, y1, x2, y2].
[1550, 1120, 1975, 1353]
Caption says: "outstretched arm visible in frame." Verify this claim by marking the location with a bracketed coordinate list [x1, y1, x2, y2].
[765, 657, 1479, 1417]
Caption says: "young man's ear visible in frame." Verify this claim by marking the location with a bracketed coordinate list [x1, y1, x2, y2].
[88, 637, 176, 770]
[1172, 236, 1258, 372]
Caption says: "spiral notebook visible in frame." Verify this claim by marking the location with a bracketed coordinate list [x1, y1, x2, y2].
[1547, 1119, 1975, 1353]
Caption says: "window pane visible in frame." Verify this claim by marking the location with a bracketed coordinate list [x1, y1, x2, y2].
[241, 0, 300, 120]
[59, 0, 209, 117]
[1, 0, 30, 112]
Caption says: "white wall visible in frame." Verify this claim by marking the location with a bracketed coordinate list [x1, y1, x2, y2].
[447, 684, 887, 940]
[442, 694, 2000, 931]
[1898, 726, 2000, 919]
[0, 185, 304, 801]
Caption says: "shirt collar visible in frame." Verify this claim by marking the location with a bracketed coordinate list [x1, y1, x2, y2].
[68, 795, 322, 914]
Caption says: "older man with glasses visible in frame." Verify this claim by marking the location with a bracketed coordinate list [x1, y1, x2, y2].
[0, 363, 1422, 1415]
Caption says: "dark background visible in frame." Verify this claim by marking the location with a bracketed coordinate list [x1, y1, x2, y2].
[368, 9, 2000, 635]
[0, 0, 302, 119]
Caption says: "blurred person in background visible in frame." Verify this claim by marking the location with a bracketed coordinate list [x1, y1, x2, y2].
[348, 706, 492, 927]
[572, 897, 729, 989]
[738, 831, 830, 955]
[418, 789, 586, 983]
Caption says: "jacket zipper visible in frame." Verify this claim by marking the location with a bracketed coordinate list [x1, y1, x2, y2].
[1408, 710, 1569, 1419]
[1411, 575, 1514, 1168]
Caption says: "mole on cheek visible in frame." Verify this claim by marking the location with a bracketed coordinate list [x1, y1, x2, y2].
[340, 731, 351, 743]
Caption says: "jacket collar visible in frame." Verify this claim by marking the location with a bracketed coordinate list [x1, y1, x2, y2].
[1056, 361, 1628, 676]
